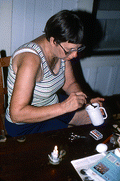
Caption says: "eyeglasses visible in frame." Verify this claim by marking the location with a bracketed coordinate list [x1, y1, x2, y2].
[59, 43, 86, 55]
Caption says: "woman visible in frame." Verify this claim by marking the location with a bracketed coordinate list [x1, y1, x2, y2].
[5, 10, 104, 137]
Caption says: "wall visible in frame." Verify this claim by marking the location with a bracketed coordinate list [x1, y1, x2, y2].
[10, 0, 93, 54]
[80, 55, 120, 96]
[0, 0, 120, 96]
[0, 0, 12, 56]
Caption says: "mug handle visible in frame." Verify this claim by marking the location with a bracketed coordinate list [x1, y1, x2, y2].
[99, 107, 108, 119]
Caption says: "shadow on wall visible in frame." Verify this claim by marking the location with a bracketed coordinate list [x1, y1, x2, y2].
[71, 58, 102, 98]
[75, 10, 103, 57]
[70, 10, 103, 98]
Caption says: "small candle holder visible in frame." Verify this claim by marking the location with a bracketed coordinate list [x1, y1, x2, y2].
[48, 146, 66, 165]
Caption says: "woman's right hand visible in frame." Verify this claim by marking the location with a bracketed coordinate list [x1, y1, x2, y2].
[61, 92, 87, 113]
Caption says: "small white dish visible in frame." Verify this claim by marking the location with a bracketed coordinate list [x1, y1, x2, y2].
[96, 143, 108, 155]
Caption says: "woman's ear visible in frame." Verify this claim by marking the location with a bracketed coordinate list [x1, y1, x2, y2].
[50, 37, 55, 45]
[50, 37, 58, 46]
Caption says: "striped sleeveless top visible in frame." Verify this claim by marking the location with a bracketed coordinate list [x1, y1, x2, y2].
[6, 42, 65, 123]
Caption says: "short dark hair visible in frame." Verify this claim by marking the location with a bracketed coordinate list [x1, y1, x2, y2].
[44, 10, 84, 44]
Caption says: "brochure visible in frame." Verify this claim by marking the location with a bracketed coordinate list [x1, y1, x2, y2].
[71, 153, 105, 181]
[86, 152, 120, 181]
[71, 150, 120, 181]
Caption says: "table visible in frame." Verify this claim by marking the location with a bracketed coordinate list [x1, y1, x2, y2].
[0, 122, 114, 181]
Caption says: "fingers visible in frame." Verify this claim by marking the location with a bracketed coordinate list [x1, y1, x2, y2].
[75, 92, 87, 105]
[90, 97, 105, 106]
[75, 92, 87, 97]
[100, 108, 105, 115]
[91, 97, 105, 102]
[62, 92, 87, 113]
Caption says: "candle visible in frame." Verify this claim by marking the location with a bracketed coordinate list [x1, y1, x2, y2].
[51, 146, 58, 161]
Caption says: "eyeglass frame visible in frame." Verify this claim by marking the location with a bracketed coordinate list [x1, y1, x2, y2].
[58, 43, 86, 55]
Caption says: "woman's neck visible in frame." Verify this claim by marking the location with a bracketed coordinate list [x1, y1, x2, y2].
[33, 35, 59, 70]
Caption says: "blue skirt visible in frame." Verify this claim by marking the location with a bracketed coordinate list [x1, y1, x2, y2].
[5, 94, 75, 137]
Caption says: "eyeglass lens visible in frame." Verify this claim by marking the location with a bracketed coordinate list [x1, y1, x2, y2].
[59, 43, 86, 55]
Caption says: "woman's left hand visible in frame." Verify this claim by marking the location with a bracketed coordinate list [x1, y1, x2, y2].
[91, 97, 105, 115]
[90, 97, 105, 107]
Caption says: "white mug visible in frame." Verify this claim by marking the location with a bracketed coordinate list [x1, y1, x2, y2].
[85, 103, 107, 126]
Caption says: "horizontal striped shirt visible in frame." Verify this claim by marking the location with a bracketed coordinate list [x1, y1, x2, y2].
[6, 42, 65, 124]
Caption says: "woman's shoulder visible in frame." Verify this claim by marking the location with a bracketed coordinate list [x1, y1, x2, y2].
[12, 50, 42, 76]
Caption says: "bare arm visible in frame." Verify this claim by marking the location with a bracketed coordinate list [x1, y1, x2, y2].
[61, 60, 87, 110]
[62, 60, 82, 94]
[10, 53, 66, 123]
[62, 61, 104, 109]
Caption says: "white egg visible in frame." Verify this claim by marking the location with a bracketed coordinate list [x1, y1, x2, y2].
[96, 143, 108, 153]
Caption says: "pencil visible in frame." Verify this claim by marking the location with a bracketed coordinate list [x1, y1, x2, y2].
[103, 134, 113, 144]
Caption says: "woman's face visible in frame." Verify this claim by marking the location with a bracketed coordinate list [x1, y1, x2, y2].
[54, 41, 83, 61]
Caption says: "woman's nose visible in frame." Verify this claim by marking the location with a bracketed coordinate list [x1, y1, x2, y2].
[72, 51, 78, 58]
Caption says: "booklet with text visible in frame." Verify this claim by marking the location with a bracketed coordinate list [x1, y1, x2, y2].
[71, 150, 120, 181]
[86, 152, 120, 181]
